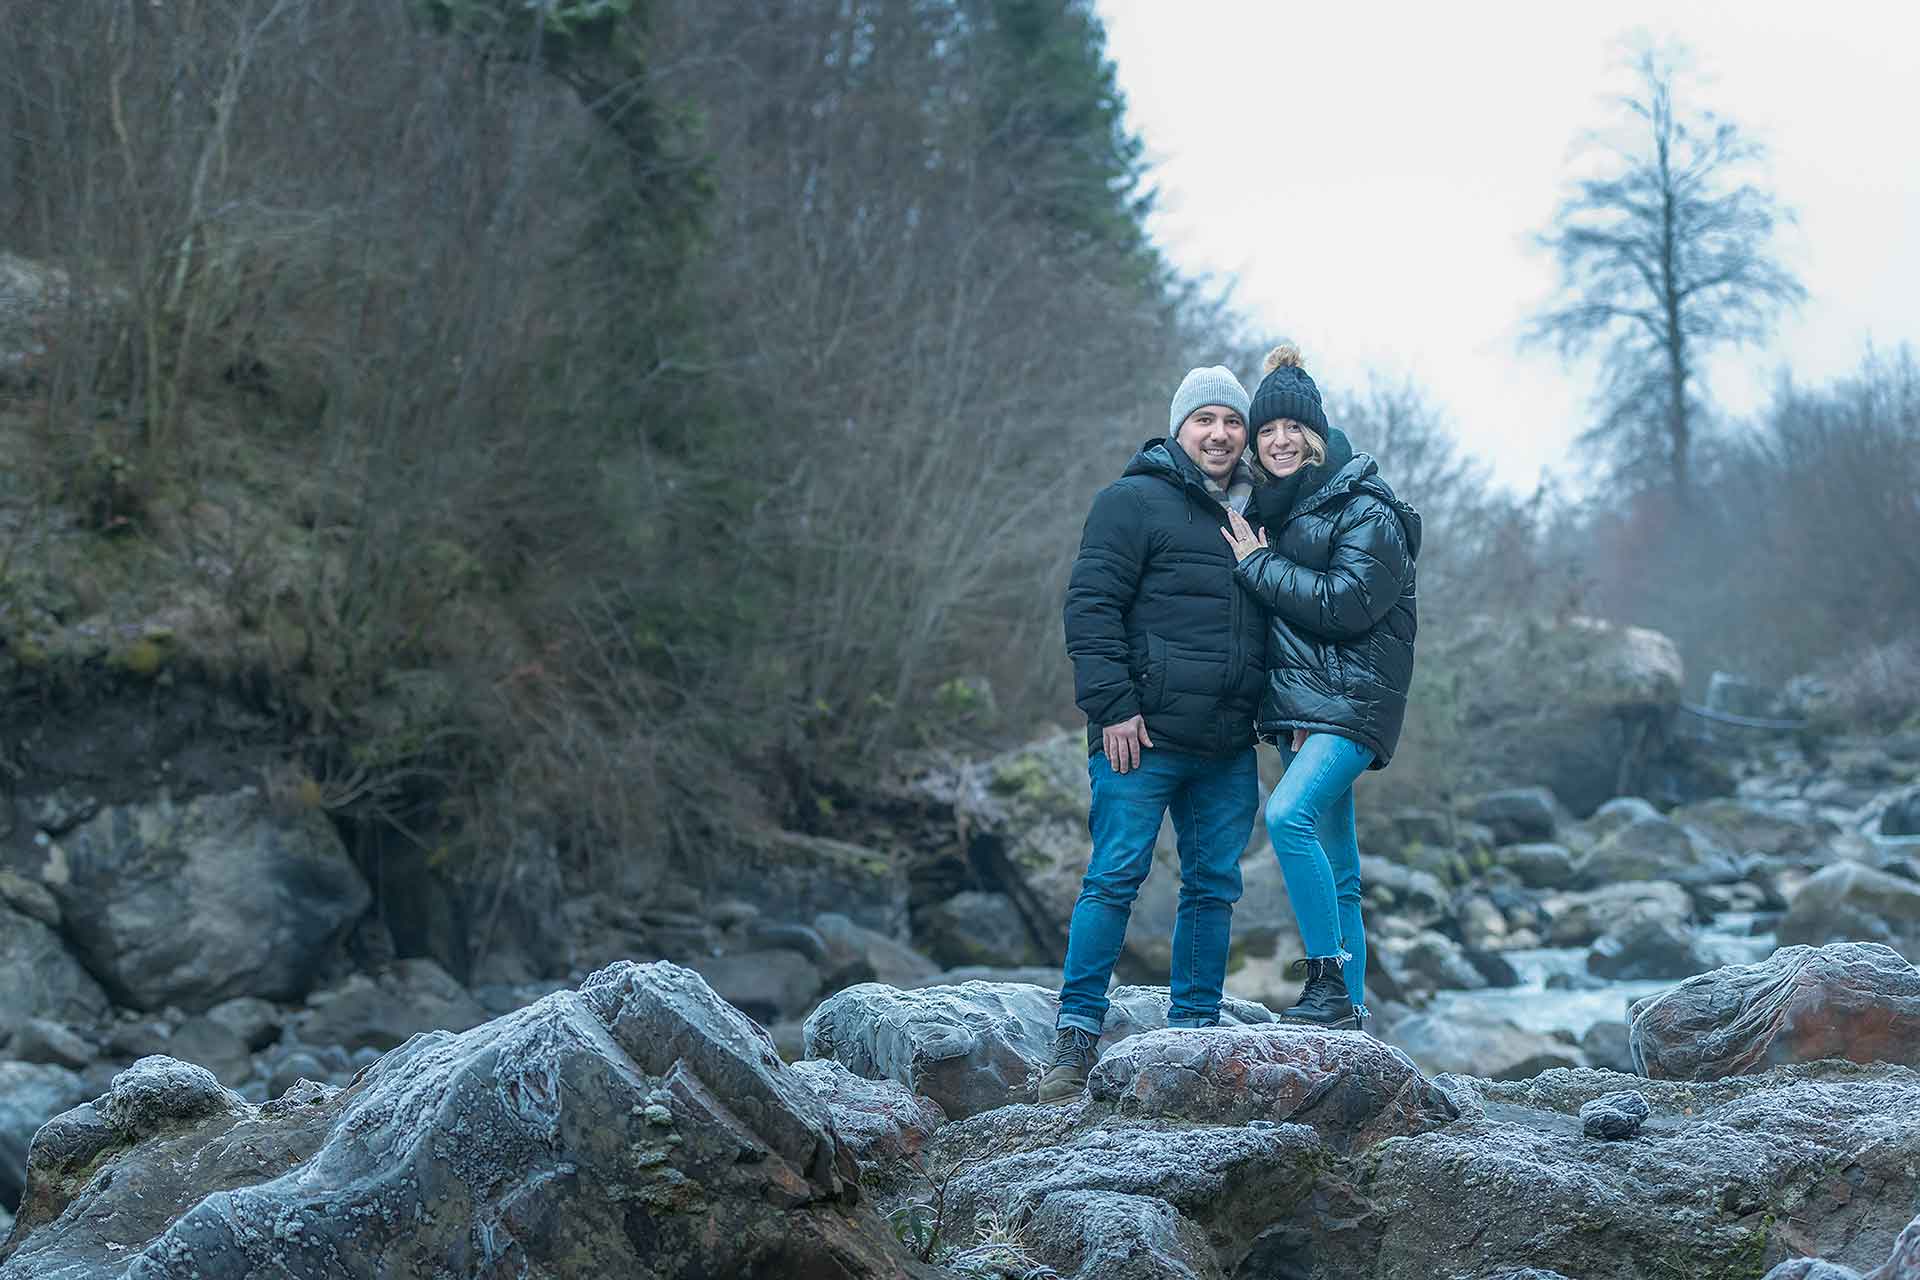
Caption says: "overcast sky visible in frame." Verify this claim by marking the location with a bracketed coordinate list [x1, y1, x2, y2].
[1096, 1, 1920, 492]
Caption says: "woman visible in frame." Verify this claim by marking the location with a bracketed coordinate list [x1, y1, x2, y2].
[1220, 344, 1421, 1032]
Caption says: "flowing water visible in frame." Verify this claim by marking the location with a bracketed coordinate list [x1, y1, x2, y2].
[1422, 912, 1779, 1040]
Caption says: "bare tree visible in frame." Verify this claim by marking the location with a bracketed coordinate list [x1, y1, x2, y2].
[1530, 41, 1804, 495]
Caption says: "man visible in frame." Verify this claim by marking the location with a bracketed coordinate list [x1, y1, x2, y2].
[1041, 365, 1267, 1103]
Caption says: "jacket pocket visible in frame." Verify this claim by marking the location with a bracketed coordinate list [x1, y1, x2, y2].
[1137, 632, 1169, 714]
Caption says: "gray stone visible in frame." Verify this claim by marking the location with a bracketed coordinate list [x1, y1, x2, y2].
[801, 981, 1272, 1119]
[786, 1058, 945, 1163]
[0, 872, 58, 928]
[0, 1062, 89, 1211]
[1673, 797, 1840, 860]
[1779, 862, 1920, 956]
[813, 912, 940, 990]
[0, 904, 109, 1032]
[1587, 913, 1710, 980]
[1575, 812, 1740, 888]
[1391, 808, 1452, 847]
[1358, 855, 1451, 922]
[727, 828, 913, 941]
[741, 920, 829, 962]
[200, 996, 284, 1051]
[266, 1049, 333, 1098]
[1885, 788, 1920, 839]
[1022, 1190, 1224, 1280]
[1586, 795, 1665, 839]
[0, 962, 924, 1278]
[2, 1020, 94, 1071]
[1580, 1020, 1637, 1075]
[1498, 842, 1580, 890]
[936, 1121, 1324, 1271]
[1470, 787, 1565, 846]
[163, 1016, 254, 1087]
[688, 948, 824, 1025]
[1580, 1089, 1650, 1139]
[294, 958, 489, 1053]
[1630, 942, 1920, 1081]
[915, 891, 1044, 968]
[1377, 930, 1489, 993]
[1540, 880, 1692, 948]
[1087, 1024, 1457, 1153]
[43, 788, 371, 1011]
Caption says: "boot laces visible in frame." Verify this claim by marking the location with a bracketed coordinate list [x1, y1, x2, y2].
[1050, 1027, 1096, 1069]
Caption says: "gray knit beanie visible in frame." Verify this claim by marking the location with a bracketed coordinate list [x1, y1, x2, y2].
[1167, 365, 1251, 437]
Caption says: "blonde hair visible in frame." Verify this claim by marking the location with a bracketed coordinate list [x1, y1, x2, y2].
[1252, 344, 1327, 473]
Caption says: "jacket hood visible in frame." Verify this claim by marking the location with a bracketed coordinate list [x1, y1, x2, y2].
[1290, 450, 1423, 561]
[1124, 438, 1255, 501]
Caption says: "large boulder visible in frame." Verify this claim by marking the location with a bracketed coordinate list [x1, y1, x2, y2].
[1540, 880, 1693, 948]
[1779, 863, 1920, 956]
[291, 958, 490, 1053]
[1087, 1024, 1457, 1153]
[1496, 842, 1580, 891]
[813, 913, 941, 990]
[1587, 912, 1710, 980]
[1451, 616, 1688, 817]
[914, 891, 1045, 968]
[801, 981, 1274, 1119]
[0, 905, 109, 1034]
[1673, 798, 1840, 861]
[1469, 788, 1566, 846]
[0, 963, 930, 1278]
[41, 788, 371, 1011]
[1629, 942, 1920, 1081]
[685, 948, 824, 1025]
[0, 1063, 89, 1214]
[1573, 812, 1741, 888]
[726, 828, 913, 941]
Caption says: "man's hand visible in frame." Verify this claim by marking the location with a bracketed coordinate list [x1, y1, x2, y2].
[1221, 507, 1268, 562]
[1102, 714, 1154, 774]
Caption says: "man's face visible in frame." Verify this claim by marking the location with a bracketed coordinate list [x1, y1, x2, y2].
[1175, 404, 1248, 485]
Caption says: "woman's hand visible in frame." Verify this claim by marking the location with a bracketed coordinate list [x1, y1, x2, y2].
[1221, 508, 1268, 562]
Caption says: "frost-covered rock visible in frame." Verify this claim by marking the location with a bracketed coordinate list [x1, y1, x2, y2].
[1087, 1024, 1457, 1153]
[0, 962, 926, 1279]
[802, 981, 1273, 1118]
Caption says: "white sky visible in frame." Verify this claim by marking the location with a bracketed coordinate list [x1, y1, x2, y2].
[1096, 1, 1920, 492]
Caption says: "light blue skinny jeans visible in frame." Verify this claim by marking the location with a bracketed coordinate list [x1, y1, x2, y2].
[1267, 732, 1375, 1016]
[1056, 745, 1259, 1035]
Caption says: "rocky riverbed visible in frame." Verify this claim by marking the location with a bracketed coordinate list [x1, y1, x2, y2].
[6, 632, 1920, 1273]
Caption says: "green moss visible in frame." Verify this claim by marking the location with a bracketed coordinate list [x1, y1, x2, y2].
[110, 636, 169, 678]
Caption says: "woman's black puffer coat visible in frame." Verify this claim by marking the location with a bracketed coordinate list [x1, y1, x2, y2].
[1234, 439, 1421, 769]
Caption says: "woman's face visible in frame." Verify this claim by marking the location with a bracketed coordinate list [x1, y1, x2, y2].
[1257, 419, 1309, 477]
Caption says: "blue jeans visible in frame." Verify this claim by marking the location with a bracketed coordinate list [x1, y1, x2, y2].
[1057, 746, 1258, 1034]
[1267, 733, 1374, 1015]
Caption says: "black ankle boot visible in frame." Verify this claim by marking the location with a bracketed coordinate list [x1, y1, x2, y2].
[1282, 957, 1356, 1026]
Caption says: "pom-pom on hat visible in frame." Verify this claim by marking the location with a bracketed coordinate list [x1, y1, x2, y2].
[1249, 343, 1328, 436]
[1167, 365, 1251, 437]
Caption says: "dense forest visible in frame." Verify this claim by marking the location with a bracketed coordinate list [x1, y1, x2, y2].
[1, 0, 1915, 897]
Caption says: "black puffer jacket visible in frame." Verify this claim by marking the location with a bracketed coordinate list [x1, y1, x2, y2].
[1064, 440, 1267, 758]
[1234, 443, 1421, 768]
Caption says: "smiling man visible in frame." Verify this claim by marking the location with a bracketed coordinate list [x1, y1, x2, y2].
[1044, 364, 1268, 1103]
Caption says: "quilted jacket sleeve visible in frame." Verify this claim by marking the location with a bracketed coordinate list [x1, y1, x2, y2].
[1233, 496, 1412, 640]
[1064, 483, 1149, 729]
